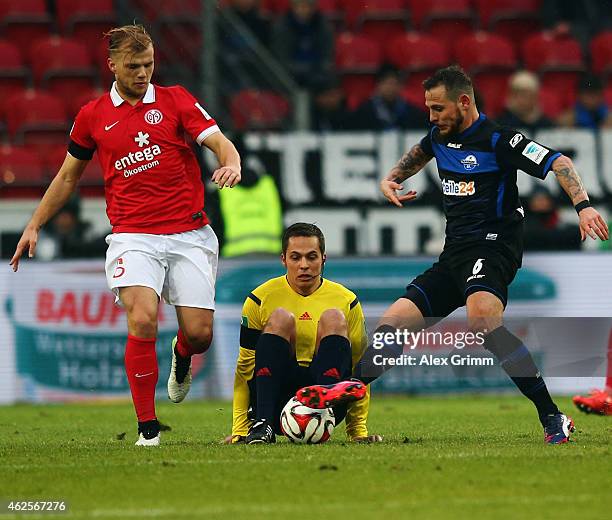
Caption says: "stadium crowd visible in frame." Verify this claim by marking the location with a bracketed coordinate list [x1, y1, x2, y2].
[1, 0, 611, 259]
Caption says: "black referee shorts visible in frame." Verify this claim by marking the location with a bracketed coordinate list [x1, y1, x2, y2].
[402, 239, 522, 318]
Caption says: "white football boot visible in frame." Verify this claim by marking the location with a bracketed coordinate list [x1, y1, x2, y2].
[135, 433, 160, 446]
[167, 336, 192, 403]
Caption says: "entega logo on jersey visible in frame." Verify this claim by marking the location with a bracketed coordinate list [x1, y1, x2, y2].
[114, 131, 163, 177]
[442, 179, 476, 196]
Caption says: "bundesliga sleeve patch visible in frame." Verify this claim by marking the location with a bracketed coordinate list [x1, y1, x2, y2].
[522, 141, 549, 164]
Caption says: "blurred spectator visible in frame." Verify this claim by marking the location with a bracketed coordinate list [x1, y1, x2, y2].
[271, 0, 334, 89]
[496, 71, 554, 132]
[349, 65, 427, 131]
[219, 0, 271, 90]
[310, 76, 351, 131]
[36, 196, 107, 260]
[541, 0, 612, 47]
[523, 186, 581, 251]
[558, 74, 612, 129]
[221, 0, 270, 48]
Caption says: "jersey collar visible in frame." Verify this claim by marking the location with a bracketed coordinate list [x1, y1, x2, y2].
[110, 82, 156, 107]
[456, 112, 486, 139]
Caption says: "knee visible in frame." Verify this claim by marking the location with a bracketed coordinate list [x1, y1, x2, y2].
[183, 326, 213, 354]
[128, 308, 158, 338]
[318, 308, 347, 337]
[263, 308, 296, 338]
[466, 297, 502, 334]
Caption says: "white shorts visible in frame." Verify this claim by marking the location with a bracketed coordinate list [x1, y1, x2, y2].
[105, 226, 219, 309]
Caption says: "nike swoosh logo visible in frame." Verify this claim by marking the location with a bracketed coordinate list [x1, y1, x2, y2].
[135, 372, 154, 378]
[105, 121, 119, 131]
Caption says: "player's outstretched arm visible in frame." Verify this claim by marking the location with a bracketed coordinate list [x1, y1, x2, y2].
[551, 155, 609, 242]
[381, 143, 433, 207]
[10, 153, 89, 272]
[203, 131, 242, 190]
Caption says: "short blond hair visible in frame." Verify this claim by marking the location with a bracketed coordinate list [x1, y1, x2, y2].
[105, 24, 153, 56]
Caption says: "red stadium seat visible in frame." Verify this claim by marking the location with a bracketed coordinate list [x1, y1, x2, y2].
[55, 0, 116, 50]
[0, 144, 47, 186]
[454, 32, 516, 71]
[335, 32, 382, 109]
[131, 0, 200, 21]
[29, 36, 98, 102]
[455, 32, 517, 117]
[338, 0, 408, 40]
[591, 31, 612, 78]
[475, 0, 541, 42]
[386, 32, 448, 72]
[539, 88, 569, 119]
[522, 32, 584, 105]
[0, 0, 52, 60]
[477, 0, 541, 27]
[261, 0, 340, 17]
[0, 40, 29, 126]
[335, 32, 382, 71]
[522, 33, 583, 72]
[230, 90, 291, 131]
[407, 0, 470, 26]
[407, 0, 473, 46]
[385, 32, 448, 106]
[65, 87, 105, 120]
[6, 89, 68, 150]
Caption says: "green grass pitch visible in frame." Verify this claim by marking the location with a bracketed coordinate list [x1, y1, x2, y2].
[0, 395, 610, 520]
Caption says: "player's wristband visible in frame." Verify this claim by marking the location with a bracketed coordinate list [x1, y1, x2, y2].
[574, 200, 591, 214]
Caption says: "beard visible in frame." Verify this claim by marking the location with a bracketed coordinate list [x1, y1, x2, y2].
[446, 108, 465, 135]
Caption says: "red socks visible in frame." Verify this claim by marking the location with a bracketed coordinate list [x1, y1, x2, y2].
[175, 328, 196, 358]
[124, 334, 158, 422]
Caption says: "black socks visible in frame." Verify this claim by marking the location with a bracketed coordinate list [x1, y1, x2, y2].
[484, 326, 559, 421]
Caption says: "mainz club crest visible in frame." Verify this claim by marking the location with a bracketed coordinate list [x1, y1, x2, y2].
[144, 109, 163, 125]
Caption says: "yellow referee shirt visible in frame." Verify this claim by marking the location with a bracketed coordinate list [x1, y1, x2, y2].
[232, 275, 371, 440]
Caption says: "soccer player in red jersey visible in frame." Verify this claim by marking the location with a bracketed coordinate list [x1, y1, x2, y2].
[573, 329, 612, 415]
[10, 25, 242, 446]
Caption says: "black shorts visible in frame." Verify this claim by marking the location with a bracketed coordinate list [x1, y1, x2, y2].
[247, 354, 350, 435]
[402, 237, 522, 318]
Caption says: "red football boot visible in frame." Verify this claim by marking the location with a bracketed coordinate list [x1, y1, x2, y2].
[296, 379, 367, 409]
[572, 389, 612, 415]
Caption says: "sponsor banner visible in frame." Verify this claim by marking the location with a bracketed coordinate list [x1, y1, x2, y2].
[0, 253, 610, 402]
[3, 262, 215, 402]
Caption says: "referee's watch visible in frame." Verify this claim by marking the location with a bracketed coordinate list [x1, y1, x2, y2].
[574, 200, 591, 214]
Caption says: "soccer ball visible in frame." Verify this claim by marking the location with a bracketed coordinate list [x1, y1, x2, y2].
[280, 397, 335, 444]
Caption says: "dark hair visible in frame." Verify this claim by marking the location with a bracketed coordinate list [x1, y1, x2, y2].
[423, 65, 474, 101]
[282, 223, 325, 254]
[376, 63, 400, 83]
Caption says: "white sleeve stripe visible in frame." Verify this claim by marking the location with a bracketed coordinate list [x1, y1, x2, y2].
[196, 125, 220, 145]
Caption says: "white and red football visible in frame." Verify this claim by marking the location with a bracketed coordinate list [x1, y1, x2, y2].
[280, 397, 335, 444]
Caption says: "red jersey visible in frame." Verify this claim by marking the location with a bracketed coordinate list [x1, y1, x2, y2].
[69, 83, 220, 234]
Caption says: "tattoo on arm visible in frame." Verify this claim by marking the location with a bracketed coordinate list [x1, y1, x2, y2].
[392, 144, 432, 182]
[553, 156, 588, 205]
